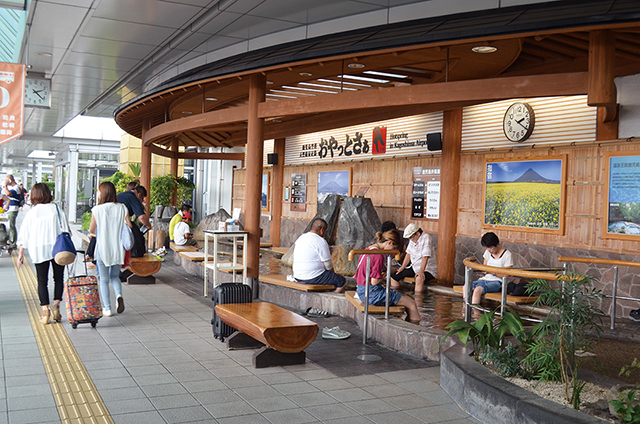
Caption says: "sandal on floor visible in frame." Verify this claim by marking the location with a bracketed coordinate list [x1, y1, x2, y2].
[305, 307, 330, 318]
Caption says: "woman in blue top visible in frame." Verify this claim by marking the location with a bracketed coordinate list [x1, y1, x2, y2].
[354, 229, 421, 324]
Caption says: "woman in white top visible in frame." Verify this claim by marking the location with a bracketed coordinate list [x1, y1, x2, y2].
[16, 183, 68, 324]
[89, 181, 132, 317]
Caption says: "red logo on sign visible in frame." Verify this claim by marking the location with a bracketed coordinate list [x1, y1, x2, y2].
[372, 126, 386, 154]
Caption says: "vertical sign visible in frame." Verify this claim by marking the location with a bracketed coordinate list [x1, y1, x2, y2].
[412, 167, 441, 220]
[290, 173, 307, 212]
[0, 62, 25, 145]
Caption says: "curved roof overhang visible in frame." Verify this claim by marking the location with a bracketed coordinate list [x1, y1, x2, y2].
[114, 0, 640, 151]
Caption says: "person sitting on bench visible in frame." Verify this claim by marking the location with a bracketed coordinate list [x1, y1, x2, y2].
[391, 223, 435, 293]
[471, 232, 513, 304]
[174, 212, 198, 248]
[169, 203, 191, 243]
[355, 229, 421, 323]
[292, 218, 345, 293]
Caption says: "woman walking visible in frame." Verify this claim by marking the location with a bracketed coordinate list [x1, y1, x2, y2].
[16, 183, 67, 324]
[89, 181, 131, 316]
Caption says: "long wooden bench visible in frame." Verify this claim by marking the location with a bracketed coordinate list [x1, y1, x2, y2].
[178, 251, 214, 262]
[452, 285, 539, 305]
[124, 254, 162, 284]
[170, 242, 199, 253]
[345, 291, 405, 314]
[260, 273, 335, 291]
[271, 247, 289, 255]
[215, 302, 318, 368]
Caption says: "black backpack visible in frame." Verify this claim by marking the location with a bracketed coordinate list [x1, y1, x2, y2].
[130, 224, 146, 258]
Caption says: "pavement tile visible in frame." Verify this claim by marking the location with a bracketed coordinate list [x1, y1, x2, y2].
[305, 402, 362, 421]
[204, 400, 258, 418]
[246, 395, 299, 413]
[261, 408, 318, 423]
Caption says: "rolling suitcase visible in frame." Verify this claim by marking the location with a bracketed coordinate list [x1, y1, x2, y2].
[211, 283, 252, 342]
[65, 275, 102, 329]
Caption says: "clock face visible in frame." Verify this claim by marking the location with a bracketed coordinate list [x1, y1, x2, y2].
[24, 78, 51, 108]
[503, 102, 534, 142]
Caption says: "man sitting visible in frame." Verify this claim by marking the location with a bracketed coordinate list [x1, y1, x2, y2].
[292, 218, 345, 293]
[169, 204, 192, 242]
[174, 212, 198, 247]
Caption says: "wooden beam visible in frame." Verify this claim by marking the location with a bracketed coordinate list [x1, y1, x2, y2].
[258, 72, 588, 118]
[588, 30, 616, 107]
[177, 151, 245, 161]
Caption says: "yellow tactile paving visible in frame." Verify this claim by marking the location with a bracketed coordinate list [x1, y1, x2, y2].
[11, 254, 114, 424]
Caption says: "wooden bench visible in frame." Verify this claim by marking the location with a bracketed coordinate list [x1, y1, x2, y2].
[170, 242, 199, 253]
[215, 302, 318, 368]
[452, 285, 539, 305]
[260, 274, 335, 291]
[345, 291, 405, 314]
[124, 254, 162, 284]
[178, 251, 214, 262]
[271, 247, 289, 255]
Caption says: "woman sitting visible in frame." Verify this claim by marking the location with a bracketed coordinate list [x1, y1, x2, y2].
[354, 229, 421, 324]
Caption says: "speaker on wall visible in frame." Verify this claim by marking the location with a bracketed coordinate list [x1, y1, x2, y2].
[426, 132, 442, 151]
[267, 153, 278, 165]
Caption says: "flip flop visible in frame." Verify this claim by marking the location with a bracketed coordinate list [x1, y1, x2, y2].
[305, 307, 330, 318]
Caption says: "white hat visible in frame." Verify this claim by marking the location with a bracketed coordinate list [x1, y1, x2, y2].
[403, 223, 420, 239]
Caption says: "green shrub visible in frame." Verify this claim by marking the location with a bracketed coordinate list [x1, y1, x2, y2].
[81, 211, 92, 231]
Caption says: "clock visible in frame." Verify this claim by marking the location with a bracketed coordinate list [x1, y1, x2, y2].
[503, 102, 535, 142]
[24, 77, 51, 108]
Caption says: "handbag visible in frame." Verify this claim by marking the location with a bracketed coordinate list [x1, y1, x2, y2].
[121, 205, 134, 251]
[53, 204, 76, 266]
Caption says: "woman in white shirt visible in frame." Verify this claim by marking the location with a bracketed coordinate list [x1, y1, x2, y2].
[89, 182, 132, 317]
[16, 183, 68, 324]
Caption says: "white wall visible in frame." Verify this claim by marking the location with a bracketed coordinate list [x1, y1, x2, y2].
[616, 73, 640, 138]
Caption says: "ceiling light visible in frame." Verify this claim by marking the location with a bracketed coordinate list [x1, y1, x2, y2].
[472, 45, 498, 53]
[272, 119, 282, 123]
[182, 111, 193, 114]
[299, 72, 312, 77]
[205, 97, 217, 101]
[266, 81, 274, 85]
[36, 51, 52, 57]
[339, 74, 389, 84]
[266, 93, 297, 99]
[271, 89, 315, 97]
[364, 70, 408, 79]
[348, 63, 365, 69]
[282, 85, 337, 94]
[299, 82, 357, 91]
[317, 78, 371, 88]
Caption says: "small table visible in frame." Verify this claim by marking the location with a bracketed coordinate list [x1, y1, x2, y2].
[203, 230, 248, 297]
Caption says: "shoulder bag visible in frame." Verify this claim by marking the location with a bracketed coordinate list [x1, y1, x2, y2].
[121, 204, 134, 251]
[53, 204, 76, 265]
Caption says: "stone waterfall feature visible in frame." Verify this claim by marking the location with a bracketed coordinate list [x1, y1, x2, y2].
[282, 194, 382, 276]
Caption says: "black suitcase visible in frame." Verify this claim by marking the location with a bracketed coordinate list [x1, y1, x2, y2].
[211, 283, 252, 342]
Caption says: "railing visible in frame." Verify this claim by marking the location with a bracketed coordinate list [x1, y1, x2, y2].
[558, 256, 640, 330]
[348, 249, 400, 344]
[462, 258, 565, 322]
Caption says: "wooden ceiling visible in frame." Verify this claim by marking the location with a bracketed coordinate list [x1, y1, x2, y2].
[116, 26, 640, 151]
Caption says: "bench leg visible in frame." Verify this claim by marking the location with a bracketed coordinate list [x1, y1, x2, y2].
[126, 274, 156, 284]
[252, 346, 306, 368]
[226, 331, 264, 350]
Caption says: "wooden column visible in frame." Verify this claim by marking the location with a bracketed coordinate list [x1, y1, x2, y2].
[140, 118, 152, 216]
[245, 74, 266, 278]
[437, 108, 462, 285]
[270, 138, 285, 247]
[588, 30, 617, 124]
[170, 136, 179, 205]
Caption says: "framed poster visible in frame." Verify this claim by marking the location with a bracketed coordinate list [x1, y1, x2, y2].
[483, 156, 566, 234]
[261, 173, 269, 210]
[604, 152, 640, 239]
[290, 173, 307, 212]
[317, 169, 351, 206]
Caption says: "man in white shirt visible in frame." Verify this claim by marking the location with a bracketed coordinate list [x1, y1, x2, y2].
[392, 223, 435, 292]
[174, 212, 198, 247]
[292, 218, 345, 293]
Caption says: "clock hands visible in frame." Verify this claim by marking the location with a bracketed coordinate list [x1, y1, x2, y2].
[32, 89, 45, 100]
[515, 117, 528, 130]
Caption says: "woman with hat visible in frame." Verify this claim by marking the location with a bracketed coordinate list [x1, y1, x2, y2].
[391, 223, 435, 292]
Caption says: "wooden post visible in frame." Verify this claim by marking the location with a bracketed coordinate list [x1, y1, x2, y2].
[140, 118, 152, 217]
[245, 74, 266, 278]
[588, 30, 617, 123]
[171, 136, 179, 205]
[437, 108, 462, 285]
[270, 138, 285, 247]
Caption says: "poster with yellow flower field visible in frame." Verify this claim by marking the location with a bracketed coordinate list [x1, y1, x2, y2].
[483, 157, 566, 233]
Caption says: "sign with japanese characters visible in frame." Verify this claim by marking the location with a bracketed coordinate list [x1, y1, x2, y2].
[412, 167, 440, 220]
[290, 173, 307, 212]
[0, 62, 25, 145]
[605, 152, 640, 239]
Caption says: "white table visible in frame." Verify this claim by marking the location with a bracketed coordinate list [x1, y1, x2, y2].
[203, 230, 248, 297]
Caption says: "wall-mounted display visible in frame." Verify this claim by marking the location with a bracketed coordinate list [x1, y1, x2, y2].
[412, 167, 440, 219]
[261, 173, 269, 210]
[604, 152, 640, 239]
[317, 169, 351, 207]
[483, 156, 566, 234]
[290, 173, 307, 212]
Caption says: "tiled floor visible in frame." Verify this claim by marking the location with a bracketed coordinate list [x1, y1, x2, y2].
[0, 228, 480, 423]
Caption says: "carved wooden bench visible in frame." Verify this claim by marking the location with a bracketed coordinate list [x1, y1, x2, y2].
[452, 285, 539, 305]
[260, 274, 335, 292]
[345, 291, 405, 314]
[215, 302, 318, 368]
[124, 254, 162, 284]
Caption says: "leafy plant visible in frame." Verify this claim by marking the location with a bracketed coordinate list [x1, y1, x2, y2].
[479, 342, 525, 378]
[176, 176, 195, 205]
[610, 358, 640, 423]
[522, 273, 604, 405]
[81, 211, 92, 231]
[128, 163, 141, 177]
[150, 174, 176, 215]
[103, 171, 137, 193]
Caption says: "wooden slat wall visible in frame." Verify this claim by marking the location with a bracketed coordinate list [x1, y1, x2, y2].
[234, 140, 640, 255]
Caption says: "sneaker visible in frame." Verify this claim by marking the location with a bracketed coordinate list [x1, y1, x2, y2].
[306, 307, 329, 318]
[103, 309, 113, 317]
[116, 296, 125, 314]
[322, 326, 350, 340]
[630, 309, 640, 322]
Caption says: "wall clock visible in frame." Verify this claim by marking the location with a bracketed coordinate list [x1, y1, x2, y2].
[24, 77, 51, 108]
[503, 102, 534, 142]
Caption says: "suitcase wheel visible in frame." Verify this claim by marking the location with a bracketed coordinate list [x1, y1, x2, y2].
[91, 321, 97, 328]
[71, 323, 78, 329]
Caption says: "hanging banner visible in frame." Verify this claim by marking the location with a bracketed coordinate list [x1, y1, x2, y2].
[0, 62, 25, 145]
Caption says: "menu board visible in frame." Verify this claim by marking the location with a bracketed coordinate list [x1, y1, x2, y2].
[290, 173, 307, 212]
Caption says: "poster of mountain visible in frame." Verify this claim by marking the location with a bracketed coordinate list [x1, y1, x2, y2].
[483, 157, 565, 233]
[605, 152, 640, 239]
[317, 169, 351, 206]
